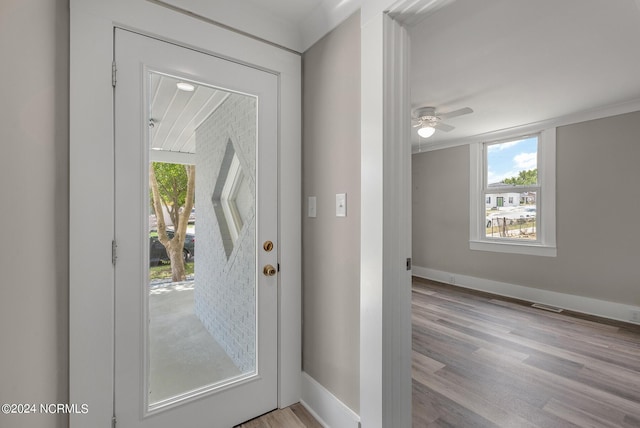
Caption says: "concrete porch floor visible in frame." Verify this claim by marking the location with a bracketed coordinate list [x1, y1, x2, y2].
[149, 281, 241, 403]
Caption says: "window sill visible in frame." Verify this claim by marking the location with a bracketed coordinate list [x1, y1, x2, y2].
[470, 240, 557, 257]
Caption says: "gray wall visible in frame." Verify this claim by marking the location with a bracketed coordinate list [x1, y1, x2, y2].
[412, 110, 640, 306]
[302, 12, 361, 412]
[0, 1, 69, 427]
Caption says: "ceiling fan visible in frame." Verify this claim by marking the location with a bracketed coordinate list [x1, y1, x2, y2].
[412, 106, 473, 138]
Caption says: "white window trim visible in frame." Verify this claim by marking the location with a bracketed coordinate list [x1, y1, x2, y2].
[470, 128, 557, 257]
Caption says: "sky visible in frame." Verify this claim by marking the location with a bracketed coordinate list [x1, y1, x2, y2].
[486, 136, 538, 184]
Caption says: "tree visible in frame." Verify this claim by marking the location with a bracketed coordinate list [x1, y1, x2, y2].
[149, 162, 195, 282]
[502, 168, 537, 185]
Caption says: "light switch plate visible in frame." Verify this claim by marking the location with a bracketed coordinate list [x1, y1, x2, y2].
[308, 196, 317, 218]
[336, 193, 346, 217]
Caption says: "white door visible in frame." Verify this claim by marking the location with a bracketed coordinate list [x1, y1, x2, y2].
[114, 29, 278, 427]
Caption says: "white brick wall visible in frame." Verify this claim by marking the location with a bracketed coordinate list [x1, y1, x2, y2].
[194, 93, 257, 372]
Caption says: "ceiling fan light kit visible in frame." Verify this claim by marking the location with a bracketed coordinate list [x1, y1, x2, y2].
[417, 125, 436, 138]
[412, 106, 473, 138]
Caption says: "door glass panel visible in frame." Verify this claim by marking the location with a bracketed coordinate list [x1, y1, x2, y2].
[146, 71, 257, 409]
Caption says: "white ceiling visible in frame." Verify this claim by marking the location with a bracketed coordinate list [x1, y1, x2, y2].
[408, 0, 640, 149]
[242, 0, 323, 24]
[149, 73, 230, 156]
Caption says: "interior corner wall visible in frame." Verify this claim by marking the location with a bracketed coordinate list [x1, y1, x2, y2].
[412, 110, 640, 307]
[302, 12, 361, 413]
[194, 94, 257, 372]
[0, 1, 69, 427]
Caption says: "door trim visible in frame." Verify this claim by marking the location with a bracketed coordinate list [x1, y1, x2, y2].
[359, 9, 413, 428]
[69, 3, 301, 427]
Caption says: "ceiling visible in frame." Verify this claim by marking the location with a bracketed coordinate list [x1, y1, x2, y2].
[242, 0, 323, 24]
[408, 0, 640, 149]
[149, 73, 229, 156]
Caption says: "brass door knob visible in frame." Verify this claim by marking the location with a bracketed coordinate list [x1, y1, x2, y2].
[263, 264, 277, 276]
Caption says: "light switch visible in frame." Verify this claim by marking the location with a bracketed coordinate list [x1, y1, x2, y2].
[308, 196, 317, 218]
[336, 193, 346, 217]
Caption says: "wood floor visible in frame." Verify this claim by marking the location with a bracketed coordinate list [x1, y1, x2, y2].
[412, 277, 640, 428]
[234, 403, 322, 428]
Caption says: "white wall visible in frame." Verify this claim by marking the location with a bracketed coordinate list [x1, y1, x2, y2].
[0, 1, 69, 427]
[195, 94, 257, 371]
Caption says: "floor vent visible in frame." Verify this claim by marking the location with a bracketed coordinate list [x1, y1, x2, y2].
[532, 303, 563, 313]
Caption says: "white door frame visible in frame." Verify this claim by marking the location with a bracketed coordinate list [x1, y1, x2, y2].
[69, 2, 301, 427]
[359, 6, 413, 428]
[359, 0, 453, 425]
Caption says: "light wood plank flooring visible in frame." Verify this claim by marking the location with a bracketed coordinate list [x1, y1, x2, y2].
[234, 403, 322, 428]
[412, 277, 640, 428]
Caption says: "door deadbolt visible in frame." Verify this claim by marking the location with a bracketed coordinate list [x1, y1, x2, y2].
[263, 240, 274, 252]
[263, 264, 277, 277]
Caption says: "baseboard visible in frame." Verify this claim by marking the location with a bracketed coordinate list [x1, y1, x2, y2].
[413, 266, 640, 325]
[300, 372, 360, 428]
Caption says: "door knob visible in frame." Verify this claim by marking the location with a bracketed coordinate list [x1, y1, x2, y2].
[263, 264, 277, 277]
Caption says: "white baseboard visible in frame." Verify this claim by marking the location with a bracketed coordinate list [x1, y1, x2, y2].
[413, 266, 640, 325]
[300, 372, 360, 428]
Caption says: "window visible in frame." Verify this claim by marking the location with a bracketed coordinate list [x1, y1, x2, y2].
[470, 129, 556, 256]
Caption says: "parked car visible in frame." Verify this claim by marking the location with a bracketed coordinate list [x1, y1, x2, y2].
[149, 230, 195, 265]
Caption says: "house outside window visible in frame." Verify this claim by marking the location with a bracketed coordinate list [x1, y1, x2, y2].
[470, 130, 556, 257]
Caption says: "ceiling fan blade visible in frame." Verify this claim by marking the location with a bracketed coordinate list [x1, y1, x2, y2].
[434, 122, 455, 132]
[436, 107, 473, 119]
[412, 122, 423, 128]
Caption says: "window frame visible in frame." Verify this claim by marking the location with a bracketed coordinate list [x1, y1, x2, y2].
[470, 129, 557, 257]
[483, 135, 541, 244]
